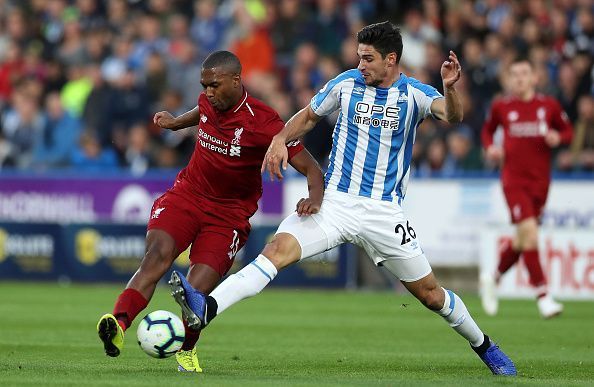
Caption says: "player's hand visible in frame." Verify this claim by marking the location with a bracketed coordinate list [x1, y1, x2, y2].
[545, 130, 561, 148]
[485, 145, 504, 164]
[296, 197, 321, 217]
[153, 111, 176, 129]
[441, 50, 462, 89]
[262, 135, 289, 181]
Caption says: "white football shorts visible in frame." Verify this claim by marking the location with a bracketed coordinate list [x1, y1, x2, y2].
[276, 190, 432, 282]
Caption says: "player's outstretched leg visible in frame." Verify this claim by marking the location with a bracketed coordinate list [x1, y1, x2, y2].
[97, 314, 125, 357]
[394, 261, 517, 376]
[471, 335, 517, 375]
[169, 270, 209, 329]
[438, 288, 516, 375]
[175, 347, 202, 372]
[479, 272, 498, 316]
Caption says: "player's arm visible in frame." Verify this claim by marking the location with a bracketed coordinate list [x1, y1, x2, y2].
[545, 100, 573, 148]
[430, 50, 463, 123]
[153, 105, 200, 131]
[262, 106, 323, 181]
[481, 101, 504, 164]
[288, 147, 325, 216]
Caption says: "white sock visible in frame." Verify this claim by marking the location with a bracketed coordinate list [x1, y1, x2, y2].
[210, 254, 278, 315]
[437, 288, 485, 347]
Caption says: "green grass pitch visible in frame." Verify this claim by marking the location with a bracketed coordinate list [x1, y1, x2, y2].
[0, 282, 592, 386]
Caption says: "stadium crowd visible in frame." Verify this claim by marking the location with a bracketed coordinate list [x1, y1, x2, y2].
[0, 0, 592, 175]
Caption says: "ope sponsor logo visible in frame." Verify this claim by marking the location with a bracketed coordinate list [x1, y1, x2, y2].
[353, 102, 400, 130]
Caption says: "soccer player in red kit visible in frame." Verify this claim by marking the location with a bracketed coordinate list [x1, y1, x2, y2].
[480, 58, 572, 319]
[96, 51, 324, 371]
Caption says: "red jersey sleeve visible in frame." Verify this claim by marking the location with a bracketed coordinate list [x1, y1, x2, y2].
[481, 100, 501, 149]
[286, 139, 304, 159]
[549, 98, 573, 144]
[260, 107, 305, 160]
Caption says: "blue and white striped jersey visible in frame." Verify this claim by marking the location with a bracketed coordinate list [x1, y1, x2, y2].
[310, 69, 443, 203]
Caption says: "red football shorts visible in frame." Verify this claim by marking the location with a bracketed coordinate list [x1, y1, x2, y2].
[147, 189, 250, 276]
[502, 184, 549, 224]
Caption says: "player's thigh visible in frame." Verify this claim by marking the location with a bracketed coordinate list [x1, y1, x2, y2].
[380, 254, 433, 283]
[190, 222, 250, 277]
[276, 212, 345, 260]
[147, 191, 201, 256]
[358, 204, 424, 265]
[502, 185, 535, 224]
[530, 185, 549, 222]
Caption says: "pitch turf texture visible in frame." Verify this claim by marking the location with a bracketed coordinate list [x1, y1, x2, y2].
[1, 283, 592, 386]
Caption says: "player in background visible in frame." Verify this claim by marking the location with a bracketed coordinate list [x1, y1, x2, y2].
[96, 51, 324, 372]
[169, 22, 516, 376]
[480, 58, 572, 318]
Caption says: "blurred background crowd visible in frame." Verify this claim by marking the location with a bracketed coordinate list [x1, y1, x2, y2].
[0, 0, 592, 176]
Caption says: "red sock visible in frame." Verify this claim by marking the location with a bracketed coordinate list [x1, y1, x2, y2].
[113, 288, 148, 331]
[522, 249, 547, 295]
[181, 320, 202, 351]
[497, 238, 521, 277]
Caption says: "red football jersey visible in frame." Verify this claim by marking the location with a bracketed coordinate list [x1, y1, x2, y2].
[173, 90, 303, 217]
[481, 94, 572, 186]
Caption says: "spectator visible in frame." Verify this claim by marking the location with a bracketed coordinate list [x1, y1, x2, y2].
[557, 95, 594, 171]
[82, 63, 116, 146]
[270, 0, 309, 69]
[70, 131, 119, 171]
[419, 136, 448, 177]
[228, 3, 275, 82]
[57, 8, 87, 67]
[400, 7, 440, 69]
[61, 64, 93, 117]
[304, 0, 348, 57]
[189, 0, 229, 56]
[108, 68, 150, 132]
[165, 38, 202, 111]
[0, 40, 24, 105]
[129, 13, 169, 70]
[0, 90, 45, 168]
[125, 123, 155, 176]
[32, 91, 82, 168]
[106, 0, 131, 35]
[144, 51, 168, 110]
[444, 125, 484, 174]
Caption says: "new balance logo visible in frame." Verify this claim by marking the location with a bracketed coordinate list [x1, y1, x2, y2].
[152, 207, 165, 219]
[200, 114, 207, 123]
[230, 145, 241, 157]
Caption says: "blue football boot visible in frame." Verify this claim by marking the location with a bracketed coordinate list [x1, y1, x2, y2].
[169, 271, 207, 330]
[476, 340, 517, 376]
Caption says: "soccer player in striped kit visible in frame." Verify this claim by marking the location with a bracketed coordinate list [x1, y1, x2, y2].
[170, 22, 516, 376]
[480, 58, 573, 318]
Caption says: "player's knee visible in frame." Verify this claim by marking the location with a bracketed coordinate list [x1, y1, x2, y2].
[261, 236, 300, 269]
[141, 244, 175, 275]
[418, 288, 444, 311]
[518, 233, 538, 250]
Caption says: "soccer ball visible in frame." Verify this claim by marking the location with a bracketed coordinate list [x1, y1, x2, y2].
[137, 310, 185, 358]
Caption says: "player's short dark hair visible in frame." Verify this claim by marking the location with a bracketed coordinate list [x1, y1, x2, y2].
[510, 56, 533, 68]
[202, 50, 242, 75]
[357, 21, 403, 62]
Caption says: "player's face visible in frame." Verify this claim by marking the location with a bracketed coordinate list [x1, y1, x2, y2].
[201, 67, 241, 111]
[509, 62, 536, 97]
[357, 44, 396, 87]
